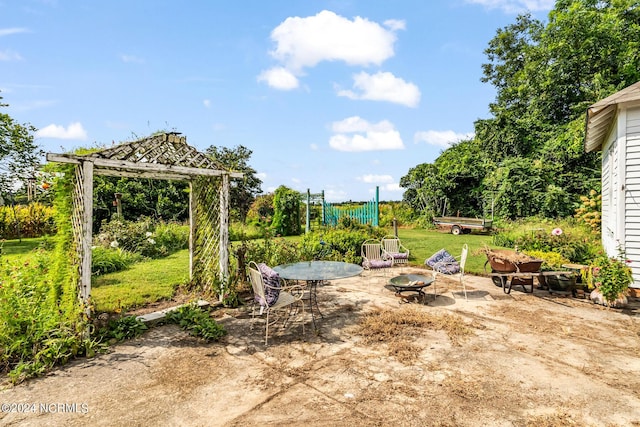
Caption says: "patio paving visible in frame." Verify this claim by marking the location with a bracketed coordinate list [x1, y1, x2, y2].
[1, 267, 639, 426]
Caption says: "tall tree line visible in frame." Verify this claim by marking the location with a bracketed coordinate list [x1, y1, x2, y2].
[401, 0, 640, 219]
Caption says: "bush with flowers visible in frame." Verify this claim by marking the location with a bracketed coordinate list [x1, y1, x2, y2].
[492, 219, 599, 264]
[94, 217, 188, 259]
[584, 250, 633, 305]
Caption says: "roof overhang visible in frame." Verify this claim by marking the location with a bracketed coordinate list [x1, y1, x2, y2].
[584, 81, 640, 153]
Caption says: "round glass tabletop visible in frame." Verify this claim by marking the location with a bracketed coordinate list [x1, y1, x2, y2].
[273, 261, 363, 281]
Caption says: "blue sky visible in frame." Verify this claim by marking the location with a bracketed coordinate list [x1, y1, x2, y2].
[1, 0, 554, 202]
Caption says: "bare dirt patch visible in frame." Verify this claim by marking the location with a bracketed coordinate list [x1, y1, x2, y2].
[1, 269, 640, 426]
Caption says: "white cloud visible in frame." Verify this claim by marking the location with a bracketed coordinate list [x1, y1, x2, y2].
[310, 143, 318, 151]
[383, 19, 406, 31]
[203, 99, 211, 108]
[337, 71, 420, 107]
[0, 49, 23, 61]
[414, 130, 474, 148]
[36, 122, 88, 140]
[291, 177, 301, 184]
[331, 116, 394, 133]
[0, 28, 29, 37]
[257, 172, 267, 180]
[329, 116, 404, 152]
[270, 10, 398, 71]
[358, 174, 394, 184]
[382, 182, 402, 192]
[257, 67, 299, 90]
[465, 0, 554, 13]
[324, 188, 348, 202]
[260, 10, 402, 90]
[120, 54, 145, 64]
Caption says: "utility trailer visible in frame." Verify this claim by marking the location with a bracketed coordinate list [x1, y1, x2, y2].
[433, 216, 493, 235]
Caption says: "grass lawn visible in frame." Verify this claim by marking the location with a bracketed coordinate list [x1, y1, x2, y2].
[1, 236, 51, 262]
[394, 228, 505, 275]
[91, 249, 190, 313]
[3, 228, 507, 314]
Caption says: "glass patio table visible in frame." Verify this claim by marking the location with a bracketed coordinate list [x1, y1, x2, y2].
[273, 261, 363, 329]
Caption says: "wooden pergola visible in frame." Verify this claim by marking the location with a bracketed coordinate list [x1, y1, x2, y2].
[46, 132, 243, 315]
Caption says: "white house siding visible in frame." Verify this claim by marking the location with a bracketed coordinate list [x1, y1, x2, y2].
[601, 123, 617, 256]
[625, 107, 640, 286]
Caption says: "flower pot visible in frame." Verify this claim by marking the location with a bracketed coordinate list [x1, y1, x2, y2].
[546, 274, 577, 294]
[590, 289, 628, 308]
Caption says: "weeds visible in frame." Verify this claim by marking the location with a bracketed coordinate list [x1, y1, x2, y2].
[165, 304, 227, 342]
[355, 307, 474, 363]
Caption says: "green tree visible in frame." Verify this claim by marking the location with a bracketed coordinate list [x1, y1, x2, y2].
[92, 177, 189, 231]
[271, 185, 300, 236]
[470, 0, 640, 219]
[205, 145, 262, 223]
[0, 95, 41, 204]
[400, 138, 492, 219]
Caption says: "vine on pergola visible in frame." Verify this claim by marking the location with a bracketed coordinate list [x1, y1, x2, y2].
[46, 132, 243, 316]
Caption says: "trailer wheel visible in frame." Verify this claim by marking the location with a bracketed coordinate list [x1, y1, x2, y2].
[451, 226, 461, 235]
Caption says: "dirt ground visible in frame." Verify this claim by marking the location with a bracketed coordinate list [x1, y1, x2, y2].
[1, 267, 640, 427]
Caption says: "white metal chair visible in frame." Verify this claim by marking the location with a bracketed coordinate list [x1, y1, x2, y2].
[426, 244, 469, 300]
[361, 239, 394, 271]
[381, 235, 410, 268]
[361, 239, 394, 290]
[248, 261, 305, 345]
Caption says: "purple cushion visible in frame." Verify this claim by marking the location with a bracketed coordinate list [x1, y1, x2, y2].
[257, 263, 281, 306]
[369, 259, 393, 269]
[389, 252, 409, 260]
[425, 249, 460, 274]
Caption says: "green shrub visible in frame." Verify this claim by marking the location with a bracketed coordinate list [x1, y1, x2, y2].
[490, 217, 599, 263]
[587, 251, 633, 303]
[574, 190, 601, 234]
[96, 315, 148, 342]
[0, 203, 56, 239]
[523, 250, 570, 270]
[95, 218, 188, 259]
[165, 304, 227, 341]
[379, 201, 416, 228]
[229, 221, 264, 241]
[91, 247, 142, 275]
[0, 249, 91, 383]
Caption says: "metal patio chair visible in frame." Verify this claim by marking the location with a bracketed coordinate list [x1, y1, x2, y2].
[248, 261, 305, 345]
[425, 244, 469, 299]
[381, 235, 410, 268]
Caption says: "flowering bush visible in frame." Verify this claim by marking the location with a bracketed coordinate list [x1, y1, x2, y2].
[95, 218, 188, 259]
[586, 252, 633, 303]
[499, 226, 597, 264]
[574, 190, 601, 234]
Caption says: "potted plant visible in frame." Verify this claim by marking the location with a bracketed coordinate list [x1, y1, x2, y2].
[585, 252, 633, 308]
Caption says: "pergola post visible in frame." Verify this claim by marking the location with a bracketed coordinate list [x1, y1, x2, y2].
[188, 180, 195, 281]
[219, 173, 230, 302]
[80, 160, 94, 316]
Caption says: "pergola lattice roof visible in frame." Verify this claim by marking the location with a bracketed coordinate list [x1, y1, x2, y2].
[47, 132, 243, 181]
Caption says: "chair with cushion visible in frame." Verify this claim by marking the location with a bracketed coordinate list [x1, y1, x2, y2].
[361, 239, 394, 271]
[362, 239, 393, 289]
[381, 235, 410, 267]
[425, 245, 468, 299]
[248, 261, 305, 345]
